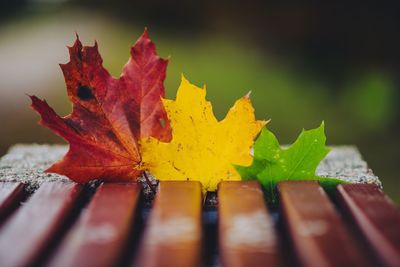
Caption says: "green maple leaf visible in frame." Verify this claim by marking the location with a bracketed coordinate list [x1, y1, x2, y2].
[236, 122, 346, 204]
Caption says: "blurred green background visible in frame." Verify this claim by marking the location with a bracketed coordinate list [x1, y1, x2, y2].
[0, 1, 398, 202]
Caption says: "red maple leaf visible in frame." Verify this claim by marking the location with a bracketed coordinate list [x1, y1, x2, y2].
[30, 30, 171, 183]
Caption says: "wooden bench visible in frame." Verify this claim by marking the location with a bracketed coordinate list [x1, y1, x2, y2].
[0, 144, 398, 267]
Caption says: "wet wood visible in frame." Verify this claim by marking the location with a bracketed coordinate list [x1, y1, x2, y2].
[0, 182, 25, 223]
[278, 181, 369, 267]
[47, 183, 140, 267]
[0, 182, 82, 267]
[132, 181, 202, 267]
[337, 184, 400, 267]
[218, 181, 280, 267]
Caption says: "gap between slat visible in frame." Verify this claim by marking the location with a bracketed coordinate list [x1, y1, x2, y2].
[131, 181, 203, 267]
[0, 182, 90, 267]
[0, 182, 27, 226]
[278, 181, 371, 267]
[218, 181, 280, 267]
[337, 184, 400, 267]
[46, 183, 141, 267]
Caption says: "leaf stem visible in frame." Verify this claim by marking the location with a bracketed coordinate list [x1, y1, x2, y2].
[143, 171, 156, 195]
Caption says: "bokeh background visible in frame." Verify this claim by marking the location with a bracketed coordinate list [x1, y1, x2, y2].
[0, 1, 399, 202]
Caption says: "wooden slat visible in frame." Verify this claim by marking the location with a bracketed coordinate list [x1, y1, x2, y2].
[337, 184, 400, 267]
[47, 183, 140, 267]
[0, 182, 25, 222]
[278, 181, 370, 267]
[218, 181, 280, 267]
[0, 182, 82, 267]
[132, 181, 202, 267]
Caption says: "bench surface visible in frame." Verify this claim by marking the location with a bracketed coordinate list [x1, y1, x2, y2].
[0, 144, 397, 267]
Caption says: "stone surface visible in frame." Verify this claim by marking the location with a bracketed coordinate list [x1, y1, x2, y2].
[0, 144, 382, 193]
[0, 144, 70, 192]
[317, 146, 381, 187]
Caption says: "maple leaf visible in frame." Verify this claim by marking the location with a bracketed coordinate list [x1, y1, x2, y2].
[30, 30, 171, 183]
[236, 122, 346, 203]
[140, 76, 267, 192]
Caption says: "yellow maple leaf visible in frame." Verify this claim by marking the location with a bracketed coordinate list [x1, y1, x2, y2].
[140, 76, 267, 192]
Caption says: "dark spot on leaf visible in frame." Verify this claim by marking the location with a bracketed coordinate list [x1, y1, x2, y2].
[159, 117, 166, 128]
[77, 86, 94, 100]
[65, 118, 83, 133]
[77, 49, 83, 61]
[106, 130, 119, 143]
